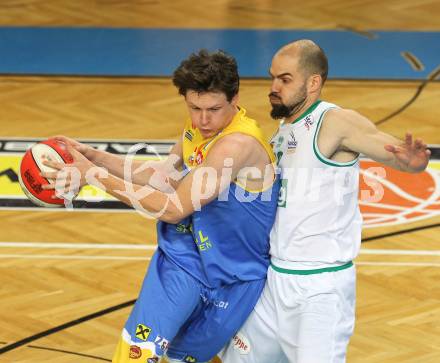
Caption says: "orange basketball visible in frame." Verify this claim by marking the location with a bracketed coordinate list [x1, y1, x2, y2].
[18, 138, 74, 207]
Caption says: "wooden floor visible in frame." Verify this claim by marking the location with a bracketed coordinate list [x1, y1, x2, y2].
[0, 1, 439, 362]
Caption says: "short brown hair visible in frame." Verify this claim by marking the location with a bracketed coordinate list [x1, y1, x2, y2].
[172, 49, 240, 102]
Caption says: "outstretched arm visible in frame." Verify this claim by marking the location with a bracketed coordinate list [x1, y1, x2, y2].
[327, 109, 430, 173]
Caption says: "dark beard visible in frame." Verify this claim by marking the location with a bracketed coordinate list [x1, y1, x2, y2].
[270, 96, 307, 119]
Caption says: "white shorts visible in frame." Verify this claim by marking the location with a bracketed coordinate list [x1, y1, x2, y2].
[219, 262, 356, 363]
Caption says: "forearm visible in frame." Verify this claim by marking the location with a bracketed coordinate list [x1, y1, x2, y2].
[92, 169, 182, 222]
[338, 109, 429, 173]
[360, 132, 425, 173]
[88, 148, 165, 186]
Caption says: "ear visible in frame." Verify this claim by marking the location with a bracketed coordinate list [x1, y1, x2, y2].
[230, 93, 239, 106]
[308, 74, 322, 93]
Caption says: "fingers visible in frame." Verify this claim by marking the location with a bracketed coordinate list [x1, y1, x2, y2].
[65, 143, 83, 160]
[414, 138, 428, 151]
[52, 135, 93, 158]
[53, 135, 69, 143]
[384, 144, 395, 152]
[40, 171, 59, 180]
[41, 175, 77, 200]
[41, 181, 55, 190]
[42, 159, 64, 170]
[405, 133, 413, 147]
[53, 135, 77, 148]
[384, 144, 403, 153]
[53, 135, 83, 150]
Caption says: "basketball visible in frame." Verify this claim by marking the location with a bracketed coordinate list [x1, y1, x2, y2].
[18, 138, 74, 207]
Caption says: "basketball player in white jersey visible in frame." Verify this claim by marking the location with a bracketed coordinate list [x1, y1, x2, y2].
[219, 40, 431, 363]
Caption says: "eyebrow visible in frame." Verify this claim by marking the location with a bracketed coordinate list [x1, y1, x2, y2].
[188, 103, 223, 108]
[268, 71, 293, 78]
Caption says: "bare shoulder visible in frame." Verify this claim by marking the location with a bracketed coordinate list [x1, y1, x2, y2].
[211, 132, 261, 155]
[324, 108, 362, 125]
[323, 108, 374, 135]
[205, 132, 268, 170]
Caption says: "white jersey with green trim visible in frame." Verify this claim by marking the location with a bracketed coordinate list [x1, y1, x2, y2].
[269, 100, 362, 269]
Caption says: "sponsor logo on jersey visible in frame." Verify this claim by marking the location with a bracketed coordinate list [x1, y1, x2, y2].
[188, 144, 206, 166]
[194, 229, 212, 251]
[129, 345, 142, 359]
[278, 179, 288, 208]
[287, 131, 298, 153]
[135, 324, 152, 341]
[275, 135, 284, 149]
[232, 332, 251, 354]
[184, 355, 197, 362]
[176, 223, 191, 233]
[185, 130, 194, 141]
[154, 335, 170, 352]
[304, 114, 314, 130]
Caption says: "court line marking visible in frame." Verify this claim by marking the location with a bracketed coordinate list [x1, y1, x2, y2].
[0, 242, 156, 250]
[0, 254, 150, 261]
[360, 249, 440, 256]
[357, 262, 440, 267]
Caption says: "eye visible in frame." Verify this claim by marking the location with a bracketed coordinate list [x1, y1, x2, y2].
[209, 108, 221, 112]
[281, 78, 291, 84]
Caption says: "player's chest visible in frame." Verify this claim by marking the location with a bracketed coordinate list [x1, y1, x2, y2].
[270, 125, 313, 167]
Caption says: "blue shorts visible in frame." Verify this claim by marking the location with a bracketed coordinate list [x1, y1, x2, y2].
[112, 249, 265, 363]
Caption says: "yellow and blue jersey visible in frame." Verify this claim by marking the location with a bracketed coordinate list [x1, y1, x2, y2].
[160, 106, 280, 287]
[114, 108, 280, 362]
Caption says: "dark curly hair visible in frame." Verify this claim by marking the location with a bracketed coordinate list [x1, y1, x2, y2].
[172, 49, 240, 102]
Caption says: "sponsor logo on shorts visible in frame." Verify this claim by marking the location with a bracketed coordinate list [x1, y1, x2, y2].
[200, 294, 229, 309]
[232, 332, 251, 355]
[135, 324, 152, 341]
[154, 335, 170, 352]
[129, 345, 142, 359]
[213, 300, 229, 309]
[184, 355, 197, 362]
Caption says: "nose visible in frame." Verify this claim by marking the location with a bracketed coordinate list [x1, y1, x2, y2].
[199, 110, 209, 126]
[271, 79, 280, 94]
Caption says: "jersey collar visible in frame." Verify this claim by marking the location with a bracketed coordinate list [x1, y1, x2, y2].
[285, 100, 321, 125]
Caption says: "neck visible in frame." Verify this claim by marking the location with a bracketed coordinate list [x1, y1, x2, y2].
[285, 96, 319, 124]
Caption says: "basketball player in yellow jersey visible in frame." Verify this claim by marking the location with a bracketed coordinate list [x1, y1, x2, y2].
[220, 40, 430, 363]
[42, 50, 279, 363]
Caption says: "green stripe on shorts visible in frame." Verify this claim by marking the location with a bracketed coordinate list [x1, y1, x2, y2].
[271, 261, 353, 275]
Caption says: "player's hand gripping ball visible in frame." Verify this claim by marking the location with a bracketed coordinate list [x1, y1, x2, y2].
[19, 138, 74, 207]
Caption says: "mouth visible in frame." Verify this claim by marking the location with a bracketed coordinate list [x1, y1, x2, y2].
[199, 129, 212, 136]
[269, 96, 282, 103]
[269, 92, 281, 100]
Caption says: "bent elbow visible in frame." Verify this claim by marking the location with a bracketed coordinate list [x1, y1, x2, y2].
[160, 214, 181, 224]
[158, 209, 187, 224]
